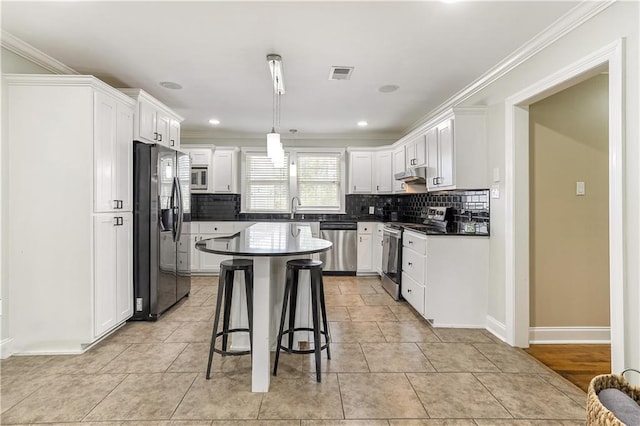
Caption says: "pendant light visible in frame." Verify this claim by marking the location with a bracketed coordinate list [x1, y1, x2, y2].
[267, 54, 285, 168]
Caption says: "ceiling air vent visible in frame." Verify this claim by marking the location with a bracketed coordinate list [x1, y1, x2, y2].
[329, 66, 354, 80]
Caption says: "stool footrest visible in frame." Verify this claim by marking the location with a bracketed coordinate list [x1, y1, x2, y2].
[277, 327, 330, 355]
[213, 348, 251, 356]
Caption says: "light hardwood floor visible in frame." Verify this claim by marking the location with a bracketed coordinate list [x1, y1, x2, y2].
[525, 344, 611, 392]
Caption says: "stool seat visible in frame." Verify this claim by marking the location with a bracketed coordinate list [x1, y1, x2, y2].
[220, 258, 253, 270]
[273, 258, 330, 382]
[206, 259, 253, 380]
[286, 259, 323, 269]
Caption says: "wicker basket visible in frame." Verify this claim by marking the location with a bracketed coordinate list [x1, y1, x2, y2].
[587, 369, 640, 426]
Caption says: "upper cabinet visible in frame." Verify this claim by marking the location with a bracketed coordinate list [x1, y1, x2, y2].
[119, 89, 183, 149]
[392, 146, 407, 193]
[405, 135, 427, 168]
[212, 147, 239, 193]
[348, 151, 373, 194]
[374, 150, 393, 194]
[94, 91, 134, 213]
[425, 107, 486, 191]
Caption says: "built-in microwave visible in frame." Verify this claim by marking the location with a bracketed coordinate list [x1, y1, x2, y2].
[190, 166, 208, 190]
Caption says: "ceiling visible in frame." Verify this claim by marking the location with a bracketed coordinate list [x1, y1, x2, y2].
[1, 1, 581, 140]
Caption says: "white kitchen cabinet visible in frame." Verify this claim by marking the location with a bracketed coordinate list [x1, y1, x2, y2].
[94, 213, 132, 337]
[190, 222, 253, 274]
[349, 151, 373, 194]
[374, 150, 393, 193]
[357, 222, 375, 274]
[401, 230, 427, 315]
[424, 236, 489, 327]
[94, 91, 134, 213]
[392, 146, 407, 193]
[425, 107, 486, 191]
[6, 75, 137, 354]
[119, 88, 183, 149]
[186, 147, 213, 166]
[405, 135, 427, 167]
[212, 148, 239, 193]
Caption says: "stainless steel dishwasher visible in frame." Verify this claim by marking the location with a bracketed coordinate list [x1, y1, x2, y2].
[319, 222, 357, 275]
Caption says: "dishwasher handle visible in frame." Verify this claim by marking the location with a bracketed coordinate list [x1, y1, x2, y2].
[320, 221, 357, 231]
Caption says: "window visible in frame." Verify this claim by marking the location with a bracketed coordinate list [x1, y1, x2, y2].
[244, 152, 290, 212]
[242, 149, 344, 213]
[297, 153, 341, 210]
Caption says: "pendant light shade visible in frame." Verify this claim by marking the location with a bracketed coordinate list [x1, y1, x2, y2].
[266, 54, 286, 168]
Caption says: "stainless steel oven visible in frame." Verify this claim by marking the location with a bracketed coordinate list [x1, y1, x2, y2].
[381, 224, 402, 300]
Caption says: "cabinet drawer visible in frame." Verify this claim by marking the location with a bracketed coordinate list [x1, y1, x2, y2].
[198, 222, 234, 234]
[403, 231, 426, 255]
[402, 273, 425, 315]
[357, 222, 373, 234]
[402, 247, 426, 283]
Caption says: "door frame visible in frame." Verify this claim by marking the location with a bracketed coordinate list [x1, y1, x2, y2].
[504, 39, 625, 373]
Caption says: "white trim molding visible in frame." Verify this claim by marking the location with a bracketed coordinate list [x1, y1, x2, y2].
[1, 338, 14, 359]
[1, 30, 77, 75]
[486, 316, 507, 343]
[529, 327, 611, 344]
[504, 38, 626, 373]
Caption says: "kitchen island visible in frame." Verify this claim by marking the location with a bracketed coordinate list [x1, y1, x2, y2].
[196, 222, 332, 392]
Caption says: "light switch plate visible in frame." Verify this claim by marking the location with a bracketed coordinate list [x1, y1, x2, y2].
[493, 167, 500, 182]
[576, 181, 585, 196]
[491, 184, 500, 199]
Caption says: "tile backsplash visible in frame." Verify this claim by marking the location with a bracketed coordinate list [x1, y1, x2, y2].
[192, 189, 490, 232]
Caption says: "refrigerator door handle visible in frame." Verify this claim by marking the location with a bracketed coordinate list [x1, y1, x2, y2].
[174, 176, 184, 243]
[170, 176, 178, 242]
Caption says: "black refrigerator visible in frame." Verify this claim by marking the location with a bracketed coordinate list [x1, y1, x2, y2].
[133, 141, 191, 320]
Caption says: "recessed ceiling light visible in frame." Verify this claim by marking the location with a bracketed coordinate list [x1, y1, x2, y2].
[208, 119, 220, 125]
[357, 121, 368, 127]
[378, 84, 399, 93]
[159, 81, 182, 90]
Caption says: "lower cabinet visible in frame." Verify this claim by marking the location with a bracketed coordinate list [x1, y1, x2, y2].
[401, 231, 489, 328]
[94, 212, 133, 337]
[374, 223, 384, 275]
[188, 222, 253, 274]
[357, 222, 376, 274]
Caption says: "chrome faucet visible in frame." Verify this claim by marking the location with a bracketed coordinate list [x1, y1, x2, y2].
[290, 196, 301, 219]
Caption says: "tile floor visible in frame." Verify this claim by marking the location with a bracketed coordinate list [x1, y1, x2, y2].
[1, 276, 588, 425]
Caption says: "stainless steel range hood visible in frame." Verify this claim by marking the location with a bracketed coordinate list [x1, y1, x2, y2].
[394, 167, 426, 183]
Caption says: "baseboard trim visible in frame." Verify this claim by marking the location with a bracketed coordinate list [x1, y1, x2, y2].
[1, 338, 14, 359]
[486, 315, 507, 343]
[529, 326, 611, 344]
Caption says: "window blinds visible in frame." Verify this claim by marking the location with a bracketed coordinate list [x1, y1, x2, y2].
[297, 153, 341, 209]
[245, 153, 290, 212]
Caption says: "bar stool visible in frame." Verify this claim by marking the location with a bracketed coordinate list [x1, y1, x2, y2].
[273, 258, 331, 382]
[206, 258, 253, 379]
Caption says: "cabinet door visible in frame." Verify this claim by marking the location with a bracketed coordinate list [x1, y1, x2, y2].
[374, 151, 393, 193]
[190, 235, 201, 271]
[94, 92, 117, 213]
[357, 233, 373, 272]
[156, 112, 171, 147]
[116, 213, 133, 322]
[169, 119, 180, 148]
[198, 234, 231, 272]
[415, 135, 427, 166]
[188, 149, 212, 166]
[349, 152, 373, 193]
[116, 103, 133, 211]
[138, 100, 157, 143]
[392, 147, 406, 193]
[425, 128, 439, 190]
[405, 140, 417, 167]
[94, 215, 117, 337]
[437, 119, 454, 187]
[374, 235, 383, 275]
[212, 150, 234, 193]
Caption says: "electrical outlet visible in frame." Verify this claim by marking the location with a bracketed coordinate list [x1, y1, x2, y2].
[136, 298, 143, 312]
[491, 184, 500, 199]
[369, 206, 374, 214]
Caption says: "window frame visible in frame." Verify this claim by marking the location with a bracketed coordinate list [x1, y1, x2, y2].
[241, 147, 345, 214]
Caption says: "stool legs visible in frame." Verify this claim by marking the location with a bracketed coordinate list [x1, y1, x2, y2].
[310, 276, 322, 382]
[287, 269, 299, 351]
[244, 268, 254, 353]
[317, 269, 331, 360]
[221, 269, 234, 353]
[273, 268, 293, 377]
[206, 273, 227, 379]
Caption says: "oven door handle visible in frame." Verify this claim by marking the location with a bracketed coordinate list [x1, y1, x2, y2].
[383, 228, 402, 238]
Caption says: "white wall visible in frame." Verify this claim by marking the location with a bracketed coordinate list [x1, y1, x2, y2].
[1, 47, 54, 355]
[465, 2, 639, 369]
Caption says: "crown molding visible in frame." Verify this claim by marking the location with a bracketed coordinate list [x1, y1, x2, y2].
[181, 130, 401, 141]
[404, 0, 616, 134]
[1, 30, 78, 75]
